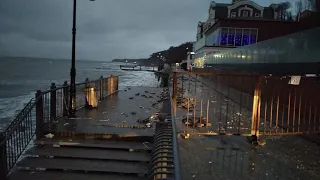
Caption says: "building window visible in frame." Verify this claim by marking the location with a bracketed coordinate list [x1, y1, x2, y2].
[219, 27, 258, 47]
[235, 29, 242, 46]
[242, 29, 250, 46]
[249, 29, 258, 44]
[231, 12, 236, 18]
[228, 28, 235, 46]
[220, 28, 228, 46]
[255, 13, 260, 17]
[242, 11, 249, 17]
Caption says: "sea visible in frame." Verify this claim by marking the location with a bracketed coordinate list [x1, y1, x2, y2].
[0, 56, 159, 131]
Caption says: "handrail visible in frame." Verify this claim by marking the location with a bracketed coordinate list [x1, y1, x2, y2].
[0, 99, 36, 145]
[169, 91, 182, 180]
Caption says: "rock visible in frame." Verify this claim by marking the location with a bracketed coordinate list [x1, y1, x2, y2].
[52, 144, 60, 148]
[131, 111, 137, 115]
[44, 133, 54, 139]
[145, 123, 152, 128]
[258, 140, 267, 146]
[129, 97, 134, 99]
[135, 93, 140, 96]
[144, 90, 149, 93]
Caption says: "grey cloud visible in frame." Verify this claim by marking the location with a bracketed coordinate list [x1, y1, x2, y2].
[0, 0, 215, 60]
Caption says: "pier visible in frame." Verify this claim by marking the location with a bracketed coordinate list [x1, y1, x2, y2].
[120, 64, 157, 71]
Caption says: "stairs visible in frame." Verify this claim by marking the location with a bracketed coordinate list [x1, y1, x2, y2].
[8, 138, 153, 180]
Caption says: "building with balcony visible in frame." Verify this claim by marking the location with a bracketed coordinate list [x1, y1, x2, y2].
[193, 0, 299, 68]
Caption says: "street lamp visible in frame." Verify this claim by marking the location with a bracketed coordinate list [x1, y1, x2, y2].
[69, 0, 95, 117]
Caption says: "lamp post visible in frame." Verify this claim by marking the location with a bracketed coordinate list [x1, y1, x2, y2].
[69, 0, 95, 117]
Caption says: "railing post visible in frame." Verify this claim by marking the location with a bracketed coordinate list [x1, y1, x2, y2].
[108, 75, 114, 94]
[115, 76, 119, 91]
[100, 76, 104, 100]
[35, 90, 44, 140]
[0, 133, 7, 180]
[250, 77, 262, 143]
[50, 83, 56, 121]
[172, 72, 177, 117]
[84, 78, 90, 108]
[63, 81, 69, 116]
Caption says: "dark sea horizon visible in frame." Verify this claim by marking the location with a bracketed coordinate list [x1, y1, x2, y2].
[0, 56, 159, 130]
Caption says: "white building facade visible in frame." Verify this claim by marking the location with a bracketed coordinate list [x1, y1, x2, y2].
[192, 0, 281, 68]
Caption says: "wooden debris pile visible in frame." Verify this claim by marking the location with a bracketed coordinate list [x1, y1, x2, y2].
[177, 97, 195, 109]
[181, 116, 211, 128]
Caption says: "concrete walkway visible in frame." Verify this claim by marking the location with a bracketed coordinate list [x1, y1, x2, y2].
[8, 86, 167, 180]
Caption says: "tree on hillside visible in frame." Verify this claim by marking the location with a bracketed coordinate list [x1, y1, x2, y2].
[295, 0, 318, 20]
[277, 1, 292, 20]
[149, 42, 193, 64]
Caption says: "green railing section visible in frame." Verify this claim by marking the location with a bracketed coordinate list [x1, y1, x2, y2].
[0, 75, 119, 179]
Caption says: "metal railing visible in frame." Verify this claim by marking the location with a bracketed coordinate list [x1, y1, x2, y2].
[171, 71, 320, 138]
[148, 116, 175, 179]
[0, 75, 119, 179]
[148, 86, 181, 180]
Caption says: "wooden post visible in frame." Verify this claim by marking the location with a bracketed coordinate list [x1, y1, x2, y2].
[251, 77, 262, 142]
[100, 76, 104, 100]
[50, 83, 56, 122]
[0, 133, 7, 180]
[62, 81, 69, 116]
[36, 90, 44, 140]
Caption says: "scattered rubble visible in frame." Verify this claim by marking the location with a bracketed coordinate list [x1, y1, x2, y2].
[177, 97, 195, 109]
[181, 116, 211, 127]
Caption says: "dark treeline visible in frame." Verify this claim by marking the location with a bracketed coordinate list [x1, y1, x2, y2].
[112, 42, 193, 65]
[149, 42, 193, 64]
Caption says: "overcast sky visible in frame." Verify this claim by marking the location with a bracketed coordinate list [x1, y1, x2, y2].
[0, 0, 288, 61]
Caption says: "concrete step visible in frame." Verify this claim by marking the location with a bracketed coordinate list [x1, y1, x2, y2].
[8, 171, 144, 180]
[16, 156, 149, 175]
[35, 138, 153, 152]
[51, 131, 154, 142]
[25, 145, 151, 162]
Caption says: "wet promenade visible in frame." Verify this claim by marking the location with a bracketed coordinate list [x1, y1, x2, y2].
[3, 70, 320, 180]
[7, 86, 166, 180]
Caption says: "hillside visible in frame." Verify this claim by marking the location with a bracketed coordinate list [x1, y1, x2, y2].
[149, 42, 193, 63]
[112, 41, 194, 64]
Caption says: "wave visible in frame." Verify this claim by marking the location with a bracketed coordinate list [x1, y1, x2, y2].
[0, 92, 35, 131]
